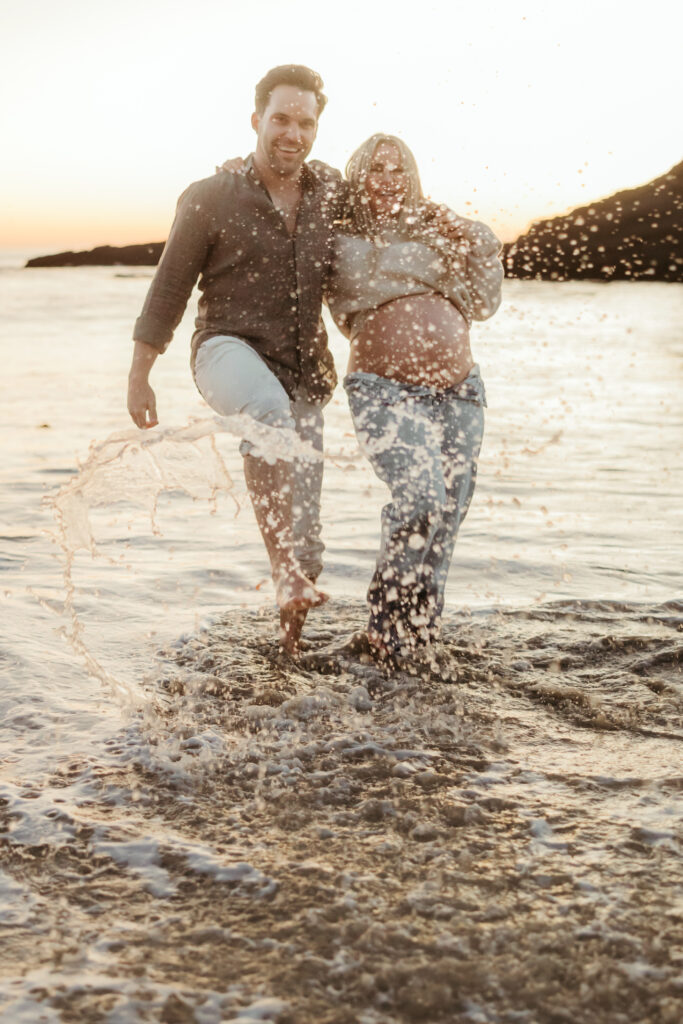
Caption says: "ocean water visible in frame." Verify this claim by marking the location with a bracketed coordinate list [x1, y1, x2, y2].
[1, 255, 682, 1023]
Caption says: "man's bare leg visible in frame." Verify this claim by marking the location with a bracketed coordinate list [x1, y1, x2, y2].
[243, 454, 328, 626]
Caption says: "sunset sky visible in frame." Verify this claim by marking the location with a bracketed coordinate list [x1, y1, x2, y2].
[2, 0, 681, 252]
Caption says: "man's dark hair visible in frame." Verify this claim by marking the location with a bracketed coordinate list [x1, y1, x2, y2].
[254, 65, 327, 117]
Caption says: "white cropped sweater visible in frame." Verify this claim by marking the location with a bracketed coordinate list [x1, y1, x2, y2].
[327, 216, 503, 339]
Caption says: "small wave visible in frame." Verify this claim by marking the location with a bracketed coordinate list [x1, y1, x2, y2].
[3, 598, 682, 1023]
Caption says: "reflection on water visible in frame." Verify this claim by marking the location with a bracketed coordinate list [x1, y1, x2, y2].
[1, 268, 682, 1021]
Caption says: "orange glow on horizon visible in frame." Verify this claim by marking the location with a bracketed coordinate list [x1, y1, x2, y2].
[0, 205, 173, 252]
[0, 201, 552, 253]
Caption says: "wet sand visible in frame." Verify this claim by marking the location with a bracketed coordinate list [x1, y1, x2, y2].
[2, 599, 682, 1023]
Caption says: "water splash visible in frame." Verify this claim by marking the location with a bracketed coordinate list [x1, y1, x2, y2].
[40, 414, 322, 709]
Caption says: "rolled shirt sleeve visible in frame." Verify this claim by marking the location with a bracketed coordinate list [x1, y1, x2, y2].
[133, 183, 213, 352]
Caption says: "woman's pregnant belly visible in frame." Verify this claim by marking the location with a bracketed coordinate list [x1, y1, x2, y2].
[348, 293, 473, 387]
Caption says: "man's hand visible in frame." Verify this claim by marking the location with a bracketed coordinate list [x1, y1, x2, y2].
[127, 340, 160, 428]
[216, 156, 246, 174]
[127, 377, 158, 429]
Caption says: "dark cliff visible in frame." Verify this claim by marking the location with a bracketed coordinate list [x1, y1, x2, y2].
[504, 160, 683, 282]
[26, 243, 165, 268]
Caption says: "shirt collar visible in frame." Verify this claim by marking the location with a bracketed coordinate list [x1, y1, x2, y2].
[245, 153, 316, 193]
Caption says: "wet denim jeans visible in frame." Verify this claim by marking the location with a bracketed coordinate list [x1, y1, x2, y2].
[344, 367, 486, 653]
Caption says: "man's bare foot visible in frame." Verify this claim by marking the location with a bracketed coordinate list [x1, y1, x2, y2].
[275, 570, 328, 612]
[279, 606, 308, 657]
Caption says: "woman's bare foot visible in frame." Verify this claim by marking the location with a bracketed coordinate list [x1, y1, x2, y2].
[298, 630, 373, 669]
[367, 628, 396, 665]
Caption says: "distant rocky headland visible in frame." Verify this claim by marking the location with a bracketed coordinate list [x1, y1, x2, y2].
[26, 160, 682, 281]
[504, 160, 682, 282]
[26, 243, 164, 268]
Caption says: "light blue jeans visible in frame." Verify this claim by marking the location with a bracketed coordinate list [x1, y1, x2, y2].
[344, 367, 486, 653]
[194, 335, 325, 580]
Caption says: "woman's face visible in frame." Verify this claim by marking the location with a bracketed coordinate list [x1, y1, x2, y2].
[364, 142, 408, 220]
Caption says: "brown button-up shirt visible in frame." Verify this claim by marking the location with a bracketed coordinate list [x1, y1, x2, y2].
[133, 156, 345, 403]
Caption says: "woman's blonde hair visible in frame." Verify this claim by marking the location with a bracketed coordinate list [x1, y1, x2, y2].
[344, 134, 428, 237]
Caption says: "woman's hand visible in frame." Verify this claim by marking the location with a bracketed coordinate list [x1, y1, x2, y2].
[428, 204, 470, 245]
[216, 156, 246, 174]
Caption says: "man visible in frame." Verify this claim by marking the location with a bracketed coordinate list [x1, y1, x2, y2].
[127, 65, 344, 654]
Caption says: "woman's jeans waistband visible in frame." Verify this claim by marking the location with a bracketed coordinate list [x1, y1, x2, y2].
[343, 364, 487, 408]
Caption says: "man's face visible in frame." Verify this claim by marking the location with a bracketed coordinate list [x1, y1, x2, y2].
[252, 84, 318, 179]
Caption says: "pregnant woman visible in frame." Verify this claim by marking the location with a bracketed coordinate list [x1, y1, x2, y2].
[326, 134, 503, 667]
